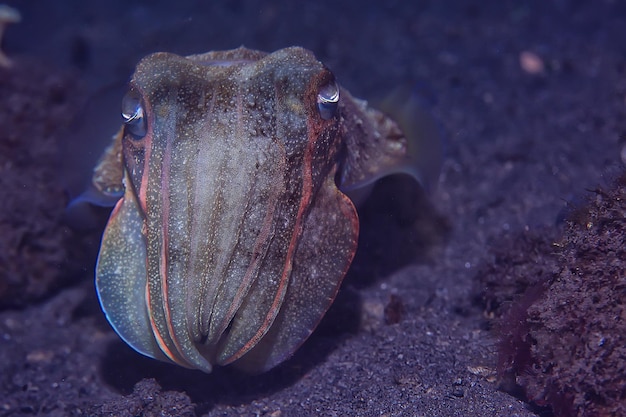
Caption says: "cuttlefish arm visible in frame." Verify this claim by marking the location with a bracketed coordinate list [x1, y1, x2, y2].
[90, 126, 125, 201]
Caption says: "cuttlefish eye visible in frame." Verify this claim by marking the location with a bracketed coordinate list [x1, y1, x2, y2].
[121, 88, 147, 138]
[317, 79, 340, 120]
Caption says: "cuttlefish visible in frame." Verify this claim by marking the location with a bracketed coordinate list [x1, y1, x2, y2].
[87, 46, 441, 373]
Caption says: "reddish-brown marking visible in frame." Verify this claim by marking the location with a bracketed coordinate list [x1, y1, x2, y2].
[158, 115, 188, 363]
[146, 284, 187, 367]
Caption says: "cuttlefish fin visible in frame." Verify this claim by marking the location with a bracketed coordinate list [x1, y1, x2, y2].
[64, 127, 125, 228]
[338, 87, 442, 202]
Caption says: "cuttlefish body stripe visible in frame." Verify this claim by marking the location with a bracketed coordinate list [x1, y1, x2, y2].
[135, 102, 183, 365]
[204, 86, 254, 342]
[158, 110, 196, 368]
[163, 119, 218, 370]
[205, 88, 285, 349]
[138, 74, 294, 369]
[187, 92, 223, 343]
[160, 111, 215, 368]
[143, 108, 204, 369]
[133, 91, 188, 366]
[206, 119, 293, 358]
[215, 176, 281, 344]
[221, 100, 315, 365]
[213, 78, 310, 363]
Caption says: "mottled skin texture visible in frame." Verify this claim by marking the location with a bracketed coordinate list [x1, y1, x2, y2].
[95, 47, 420, 373]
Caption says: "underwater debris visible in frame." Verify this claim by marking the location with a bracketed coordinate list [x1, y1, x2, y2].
[384, 294, 405, 325]
[0, 4, 21, 68]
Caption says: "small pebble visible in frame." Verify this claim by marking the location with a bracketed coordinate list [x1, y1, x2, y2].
[519, 51, 545, 74]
